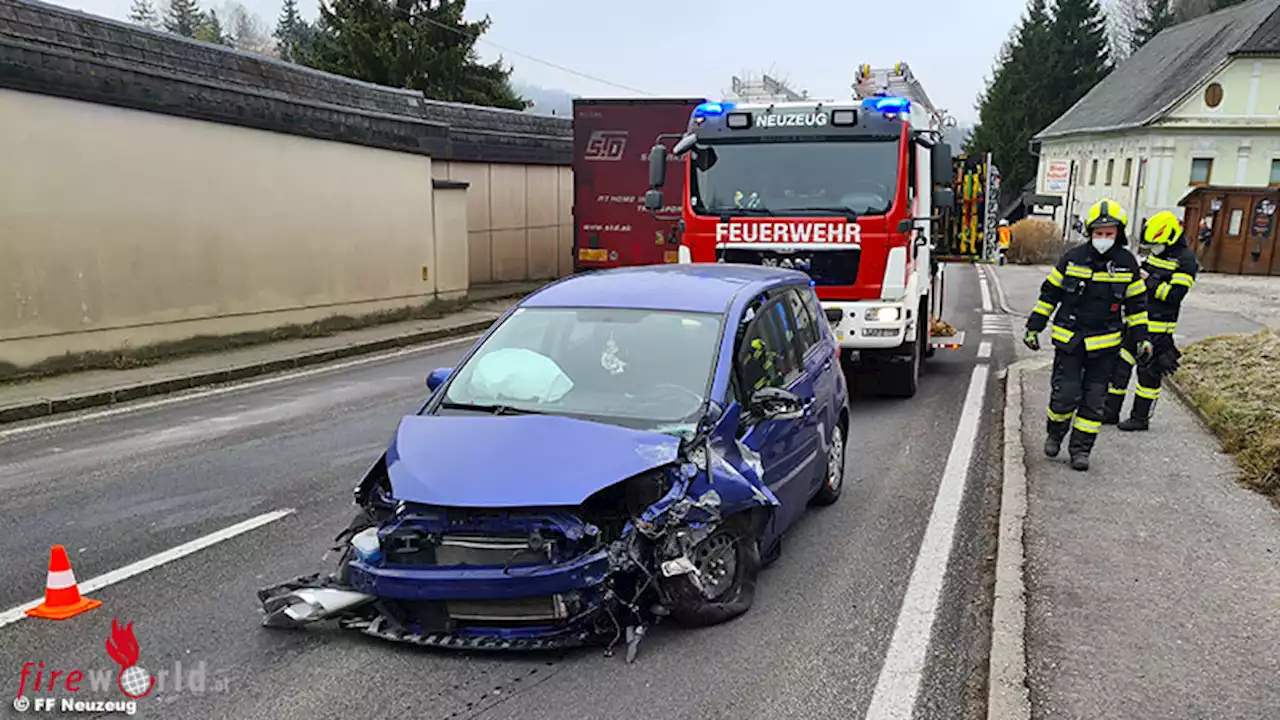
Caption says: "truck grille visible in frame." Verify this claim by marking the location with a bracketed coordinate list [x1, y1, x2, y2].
[718, 247, 860, 286]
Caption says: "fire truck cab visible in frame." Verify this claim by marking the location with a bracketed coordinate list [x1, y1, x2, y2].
[643, 63, 960, 398]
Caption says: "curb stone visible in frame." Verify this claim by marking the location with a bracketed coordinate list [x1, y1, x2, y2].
[0, 317, 497, 426]
[987, 357, 1047, 720]
[984, 265, 1020, 316]
[1162, 374, 1223, 446]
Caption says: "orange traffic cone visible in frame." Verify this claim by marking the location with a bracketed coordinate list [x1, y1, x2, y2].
[25, 545, 101, 620]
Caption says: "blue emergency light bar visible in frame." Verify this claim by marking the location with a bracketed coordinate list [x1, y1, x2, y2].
[693, 102, 734, 119]
[862, 95, 911, 115]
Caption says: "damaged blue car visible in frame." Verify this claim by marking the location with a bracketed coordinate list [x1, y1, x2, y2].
[257, 264, 850, 661]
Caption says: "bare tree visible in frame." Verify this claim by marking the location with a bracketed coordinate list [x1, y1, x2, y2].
[1105, 0, 1144, 60]
[223, 2, 273, 54]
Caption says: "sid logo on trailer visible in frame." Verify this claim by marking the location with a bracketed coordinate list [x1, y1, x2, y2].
[755, 112, 829, 128]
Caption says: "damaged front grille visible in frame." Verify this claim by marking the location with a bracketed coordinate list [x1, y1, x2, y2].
[446, 595, 570, 622]
[383, 531, 555, 567]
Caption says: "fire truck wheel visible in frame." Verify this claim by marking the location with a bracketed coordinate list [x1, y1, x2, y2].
[882, 323, 922, 398]
[922, 297, 936, 359]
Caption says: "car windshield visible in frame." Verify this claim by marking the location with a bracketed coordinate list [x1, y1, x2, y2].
[441, 307, 722, 434]
[689, 138, 900, 217]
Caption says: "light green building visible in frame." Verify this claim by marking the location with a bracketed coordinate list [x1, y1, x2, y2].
[1031, 0, 1280, 235]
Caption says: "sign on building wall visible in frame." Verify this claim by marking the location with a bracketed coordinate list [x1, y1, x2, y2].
[1043, 159, 1071, 194]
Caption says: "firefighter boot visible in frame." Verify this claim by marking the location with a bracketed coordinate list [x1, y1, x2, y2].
[1044, 413, 1071, 457]
[1119, 395, 1153, 432]
[1102, 392, 1124, 425]
[1067, 419, 1100, 472]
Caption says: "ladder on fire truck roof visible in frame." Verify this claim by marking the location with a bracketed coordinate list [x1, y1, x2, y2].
[852, 63, 938, 117]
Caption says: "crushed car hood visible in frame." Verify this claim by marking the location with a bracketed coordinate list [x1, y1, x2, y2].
[384, 414, 682, 508]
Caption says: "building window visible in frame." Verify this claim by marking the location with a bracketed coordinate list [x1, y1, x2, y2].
[1204, 83, 1224, 109]
[1105, 158, 1115, 185]
[1270, 159, 1280, 186]
[1189, 157, 1213, 186]
[1089, 159, 1099, 185]
[1122, 158, 1133, 186]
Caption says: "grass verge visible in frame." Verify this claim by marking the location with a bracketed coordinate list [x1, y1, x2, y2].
[0, 295, 478, 386]
[1173, 328, 1280, 502]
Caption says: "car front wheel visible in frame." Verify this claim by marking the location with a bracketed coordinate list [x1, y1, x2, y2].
[663, 514, 761, 627]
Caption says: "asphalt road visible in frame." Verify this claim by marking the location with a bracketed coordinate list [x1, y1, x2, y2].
[0, 265, 1012, 720]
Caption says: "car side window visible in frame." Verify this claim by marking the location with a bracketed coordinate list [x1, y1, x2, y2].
[783, 287, 821, 356]
[737, 297, 802, 393]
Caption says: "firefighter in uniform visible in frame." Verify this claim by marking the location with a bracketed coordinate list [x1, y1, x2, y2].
[997, 220, 1012, 265]
[1102, 210, 1199, 430]
[1022, 199, 1151, 471]
[744, 337, 783, 390]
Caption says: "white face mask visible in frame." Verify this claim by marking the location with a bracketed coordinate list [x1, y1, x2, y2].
[1092, 238, 1115, 255]
[1152, 243, 1168, 255]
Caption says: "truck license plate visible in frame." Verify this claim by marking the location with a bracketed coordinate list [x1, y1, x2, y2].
[579, 248, 609, 262]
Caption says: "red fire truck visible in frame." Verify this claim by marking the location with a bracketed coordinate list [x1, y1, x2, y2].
[643, 63, 963, 398]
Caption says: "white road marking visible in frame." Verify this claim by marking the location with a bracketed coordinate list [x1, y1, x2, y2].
[0, 334, 482, 441]
[977, 341, 992, 358]
[864, 364, 990, 720]
[0, 509, 295, 629]
[978, 277, 993, 312]
[981, 314, 1014, 337]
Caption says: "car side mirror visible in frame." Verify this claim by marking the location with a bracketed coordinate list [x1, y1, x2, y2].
[426, 367, 452, 391]
[748, 386, 805, 422]
[644, 189, 664, 212]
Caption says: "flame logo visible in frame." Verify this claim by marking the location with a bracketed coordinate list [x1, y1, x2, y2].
[105, 617, 154, 699]
[105, 618, 140, 668]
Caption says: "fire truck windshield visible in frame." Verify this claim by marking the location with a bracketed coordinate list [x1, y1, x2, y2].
[688, 137, 900, 217]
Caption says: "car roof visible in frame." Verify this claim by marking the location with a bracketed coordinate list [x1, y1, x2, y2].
[519, 264, 813, 314]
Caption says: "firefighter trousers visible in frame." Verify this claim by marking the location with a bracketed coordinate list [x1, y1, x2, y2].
[1104, 332, 1165, 421]
[1047, 344, 1119, 456]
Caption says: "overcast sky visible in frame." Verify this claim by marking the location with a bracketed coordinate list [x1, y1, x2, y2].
[53, 0, 1031, 124]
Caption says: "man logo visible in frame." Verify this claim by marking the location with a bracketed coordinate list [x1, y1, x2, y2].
[585, 131, 627, 161]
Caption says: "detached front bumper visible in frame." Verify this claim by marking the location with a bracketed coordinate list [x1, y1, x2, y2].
[821, 301, 911, 350]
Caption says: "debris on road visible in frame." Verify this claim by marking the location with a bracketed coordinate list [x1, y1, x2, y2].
[1173, 327, 1280, 501]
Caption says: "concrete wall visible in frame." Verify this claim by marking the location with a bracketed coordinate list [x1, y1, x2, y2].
[432, 181, 471, 300]
[432, 162, 575, 284]
[0, 88, 447, 367]
[0, 0, 573, 370]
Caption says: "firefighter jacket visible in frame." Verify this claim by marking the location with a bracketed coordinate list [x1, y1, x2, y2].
[1027, 243, 1148, 353]
[1139, 240, 1199, 336]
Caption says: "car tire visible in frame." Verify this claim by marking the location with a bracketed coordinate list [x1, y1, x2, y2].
[811, 419, 847, 506]
[664, 513, 761, 628]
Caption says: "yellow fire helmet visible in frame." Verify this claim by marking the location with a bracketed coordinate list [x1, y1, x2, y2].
[1143, 210, 1183, 246]
[1086, 198, 1128, 230]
